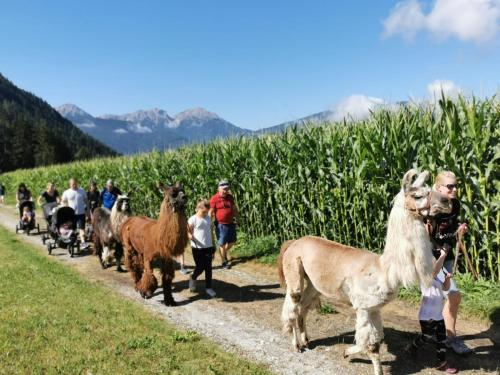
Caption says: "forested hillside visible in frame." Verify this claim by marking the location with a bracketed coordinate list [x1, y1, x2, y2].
[0, 73, 117, 173]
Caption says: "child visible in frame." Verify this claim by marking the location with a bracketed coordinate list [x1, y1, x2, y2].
[407, 247, 458, 374]
[21, 206, 33, 224]
[187, 199, 216, 298]
[59, 221, 74, 238]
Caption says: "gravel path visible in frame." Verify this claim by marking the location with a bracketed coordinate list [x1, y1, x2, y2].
[0, 205, 498, 375]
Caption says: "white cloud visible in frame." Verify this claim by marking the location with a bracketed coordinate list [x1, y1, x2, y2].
[78, 122, 96, 128]
[128, 123, 152, 134]
[382, 0, 500, 43]
[330, 95, 385, 121]
[114, 128, 128, 134]
[427, 79, 463, 99]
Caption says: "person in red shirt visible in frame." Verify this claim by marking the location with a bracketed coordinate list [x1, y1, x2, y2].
[209, 180, 239, 269]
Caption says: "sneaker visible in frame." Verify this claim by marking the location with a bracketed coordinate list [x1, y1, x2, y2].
[189, 278, 196, 292]
[446, 337, 472, 355]
[436, 361, 458, 374]
[206, 288, 216, 298]
[80, 242, 89, 250]
[222, 261, 231, 269]
[180, 267, 189, 275]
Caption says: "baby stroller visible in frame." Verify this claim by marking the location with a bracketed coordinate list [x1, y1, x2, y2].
[41, 202, 59, 244]
[45, 206, 80, 257]
[15, 201, 40, 235]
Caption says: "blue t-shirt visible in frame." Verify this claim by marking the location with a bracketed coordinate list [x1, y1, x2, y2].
[101, 187, 121, 209]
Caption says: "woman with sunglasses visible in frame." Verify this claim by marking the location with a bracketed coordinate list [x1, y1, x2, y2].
[431, 171, 472, 355]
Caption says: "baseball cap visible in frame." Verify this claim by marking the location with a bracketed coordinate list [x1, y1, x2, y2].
[106, 179, 114, 186]
[218, 180, 229, 187]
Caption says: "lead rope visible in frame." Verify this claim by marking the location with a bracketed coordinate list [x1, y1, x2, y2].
[453, 230, 479, 280]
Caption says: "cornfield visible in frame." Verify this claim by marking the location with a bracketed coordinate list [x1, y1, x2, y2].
[1, 97, 499, 280]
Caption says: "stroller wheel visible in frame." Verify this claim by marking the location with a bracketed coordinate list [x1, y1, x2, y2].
[26, 229, 30, 236]
[69, 245, 74, 258]
[47, 242, 52, 255]
[37, 224, 40, 234]
[42, 235, 46, 244]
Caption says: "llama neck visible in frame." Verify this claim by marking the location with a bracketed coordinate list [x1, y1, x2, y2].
[110, 206, 129, 240]
[380, 191, 434, 290]
[156, 201, 188, 257]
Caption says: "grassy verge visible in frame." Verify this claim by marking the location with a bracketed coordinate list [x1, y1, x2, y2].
[233, 232, 500, 323]
[0, 226, 270, 375]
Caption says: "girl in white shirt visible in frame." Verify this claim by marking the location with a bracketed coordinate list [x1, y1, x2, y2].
[407, 247, 458, 374]
[187, 199, 216, 298]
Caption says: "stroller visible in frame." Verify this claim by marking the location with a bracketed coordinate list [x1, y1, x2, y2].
[15, 201, 40, 235]
[41, 202, 59, 244]
[45, 206, 80, 257]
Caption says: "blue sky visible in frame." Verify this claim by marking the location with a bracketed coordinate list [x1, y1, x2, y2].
[0, 0, 499, 129]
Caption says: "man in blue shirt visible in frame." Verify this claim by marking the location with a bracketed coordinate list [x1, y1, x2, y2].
[101, 179, 122, 210]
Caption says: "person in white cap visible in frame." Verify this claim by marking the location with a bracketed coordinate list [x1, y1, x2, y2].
[209, 180, 238, 269]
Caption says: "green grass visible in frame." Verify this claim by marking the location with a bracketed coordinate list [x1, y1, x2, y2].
[398, 273, 500, 322]
[231, 233, 280, 265]
[0, 226, 271, 375]
[318, 303, 338, 315]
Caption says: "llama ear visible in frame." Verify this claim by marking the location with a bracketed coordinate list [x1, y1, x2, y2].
[402, 169, 418, 193]
[412, 171, 430, 188]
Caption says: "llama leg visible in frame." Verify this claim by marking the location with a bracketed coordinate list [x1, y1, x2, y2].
[94, 236, 105, 269]
[367, 311, 383, 375]
[138, 261, 158, 299]
[102, 246, 111, 268]
[344, 309, 384, 375]
[161, 258, 176, 306]
[298, 283, 321, 348]
[281, 256, 305, 352]
[115, 243, 124, 272]
[344, 309, 369, 357]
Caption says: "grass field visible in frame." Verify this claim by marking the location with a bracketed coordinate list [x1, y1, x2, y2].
[0, 226, 270, 375]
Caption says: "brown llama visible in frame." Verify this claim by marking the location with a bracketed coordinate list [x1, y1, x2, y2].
[120, 183, 188, 306]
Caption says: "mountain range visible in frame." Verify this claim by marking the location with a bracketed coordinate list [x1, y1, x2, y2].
[57, 104, 252, 154]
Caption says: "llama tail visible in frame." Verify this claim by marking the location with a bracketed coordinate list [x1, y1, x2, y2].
[278, 240, 295, 287]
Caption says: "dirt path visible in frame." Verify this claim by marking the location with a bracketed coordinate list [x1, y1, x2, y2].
[0, 205, 498, 375]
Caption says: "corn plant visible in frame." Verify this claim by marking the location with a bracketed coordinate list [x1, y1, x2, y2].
[1, 96, 498, 280]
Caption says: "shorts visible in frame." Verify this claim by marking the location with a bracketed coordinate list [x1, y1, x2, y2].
[75, 214, 86, 230]
[443, 260, 459, 294]
[215, 223, 237, 246]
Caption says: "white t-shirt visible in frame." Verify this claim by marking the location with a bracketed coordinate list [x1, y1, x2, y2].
[62, 188, 87, 215]
[418, 269, 446, 321]
[188, 214, 213, 248]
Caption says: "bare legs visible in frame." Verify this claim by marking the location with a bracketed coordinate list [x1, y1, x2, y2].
[219, 242, 235, 264]
[444, 291, 461, 337]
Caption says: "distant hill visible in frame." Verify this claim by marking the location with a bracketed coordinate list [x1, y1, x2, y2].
[0, 73, 117, 173]
[257, 110, 334, 134]
[58, 104, 252, 154]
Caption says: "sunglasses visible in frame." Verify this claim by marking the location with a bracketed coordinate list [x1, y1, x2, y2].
[442, 184, 457, 190]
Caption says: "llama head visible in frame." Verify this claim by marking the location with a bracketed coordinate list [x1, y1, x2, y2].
[115, 194, 131, 213]
[158, 182, 187, 212]
[401, 169, 452, 218]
